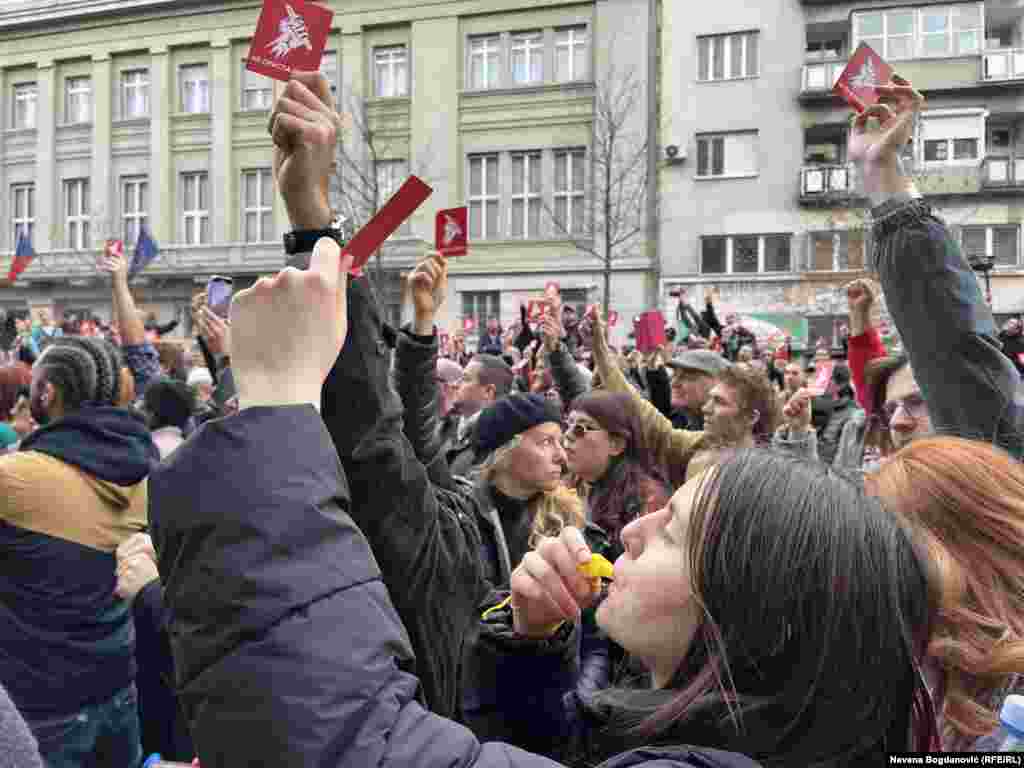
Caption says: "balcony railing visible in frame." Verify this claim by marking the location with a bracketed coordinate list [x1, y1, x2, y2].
[982, 48, 1024, 81]
[983, 155, 1024, 187]
[802, 58, 846, 92]
[801, 164, 854, 196]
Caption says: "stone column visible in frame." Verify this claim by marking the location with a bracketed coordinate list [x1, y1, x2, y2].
[209, 38, 234, 245]
[35, 60, 57, 252]
[91, 52, 113, 245]
[149, 46, 173, 244]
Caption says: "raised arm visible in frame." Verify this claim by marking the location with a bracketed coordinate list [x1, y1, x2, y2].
[844, 279, 887, 411]
[850, 79, 1024, 455]
[541, 311, 589, 406]
[98, 245, 160, 395]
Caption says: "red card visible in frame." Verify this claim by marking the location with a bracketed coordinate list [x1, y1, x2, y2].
[634, 311, 666, 353]
[462, 317, 476, 333]
[608, 310, 619, 327]
[435, 207, 468, 257]
[1017, 353, 1024, 366]
[833, 42, 894, 114]
[105, 239, 124, 259]
[246, 0, 334, 83]
[344, 176, 433, 272]
[527, 299, 551, 322]
[811, 361, 835, 396]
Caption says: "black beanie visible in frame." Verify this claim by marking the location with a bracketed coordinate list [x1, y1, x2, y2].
[476, 393, 562, 456]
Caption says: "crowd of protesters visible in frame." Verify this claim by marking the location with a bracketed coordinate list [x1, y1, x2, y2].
[1, 70, 1024, 768]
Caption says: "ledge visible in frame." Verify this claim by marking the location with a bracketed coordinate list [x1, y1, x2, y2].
[461, 80, 595, 99]
[695, 173, 759, 181]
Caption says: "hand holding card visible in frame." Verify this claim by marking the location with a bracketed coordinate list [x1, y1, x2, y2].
[247, 0, 334, 83]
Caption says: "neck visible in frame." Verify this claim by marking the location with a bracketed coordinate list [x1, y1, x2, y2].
[492, 471, 535, 501]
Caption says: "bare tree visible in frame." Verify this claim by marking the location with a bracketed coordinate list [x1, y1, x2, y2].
[545, 62, 648, 316]
[330, 94, 436, 287]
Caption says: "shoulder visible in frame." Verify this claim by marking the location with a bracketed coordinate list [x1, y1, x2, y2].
[601, 746, 762, 768]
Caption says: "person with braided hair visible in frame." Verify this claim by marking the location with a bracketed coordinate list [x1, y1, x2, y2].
[0, 334, 158, 768]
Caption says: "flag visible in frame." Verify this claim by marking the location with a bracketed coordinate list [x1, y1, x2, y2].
[7, 233, 34, 282]
[129, 226, 159, 279]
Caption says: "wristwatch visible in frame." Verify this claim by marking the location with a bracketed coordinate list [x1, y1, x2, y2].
[283, 227, 345, 256]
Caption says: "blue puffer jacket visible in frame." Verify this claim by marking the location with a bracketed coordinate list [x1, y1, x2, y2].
[150, 405, 761, 768]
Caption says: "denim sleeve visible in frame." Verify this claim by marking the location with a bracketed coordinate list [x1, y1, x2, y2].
[122, 342, 162, 396]
[874, 205, 1024, 457]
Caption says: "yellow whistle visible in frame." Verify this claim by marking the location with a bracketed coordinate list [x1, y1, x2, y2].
[577, 553, 614, 580]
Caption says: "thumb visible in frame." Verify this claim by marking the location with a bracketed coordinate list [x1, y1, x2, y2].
[309, 237, 342, 289]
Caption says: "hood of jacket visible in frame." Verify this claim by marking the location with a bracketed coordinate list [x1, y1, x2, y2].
[20, 405, 158, 494]
[601, 746, 763, 768]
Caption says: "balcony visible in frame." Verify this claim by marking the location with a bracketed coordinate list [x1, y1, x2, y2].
[799, 164, 860, 205]
[801, 58, 845, 94]
[982, 48, 1024, 82]
[983, 156, 1024, 190]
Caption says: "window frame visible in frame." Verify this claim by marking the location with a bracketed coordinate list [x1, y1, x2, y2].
[375, 159, 411, 236]
[64, 178, 91, 251]
[695, 131, 759, 179]
[807, 230, 868, 272]
[553, 148, 586, 236]
[555, 26, 589, 83]
[182, 171, 210, 245]
[697, 31, 759, 82]
[468, 35, 502, 90]
[320, 51, 339, 100]
[373, 45, 409, 98]
[121, 69, 150, 119]
[510, 31, 544, 86]
[852, 3, 983, 60]
[12, 82, 37, 130]
[509, 151, 543, 239]
[461, 290, 501, 333]
[179, 64, 210, 114]
[64, 76, 92, 125]
[961, 224, 1021, 268]
[700, 233, 793, 275]
[241, 168, 273, 244]
[240, 63, 272, 111]
[11, 183, 35, 247]
[121, 176, 149, 247]
[467, 153, 501, 240]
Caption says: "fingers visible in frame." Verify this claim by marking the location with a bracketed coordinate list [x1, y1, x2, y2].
[309, 236, 342, 293]
[516, 549, 579, 621]
[289, 71, 335, 112]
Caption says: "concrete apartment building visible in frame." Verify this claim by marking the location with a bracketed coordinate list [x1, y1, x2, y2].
[659, 0, 1024, 345]
[0, 0, 654, 344]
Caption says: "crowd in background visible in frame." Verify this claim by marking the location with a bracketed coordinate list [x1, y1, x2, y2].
[1, 71, 1024, 768]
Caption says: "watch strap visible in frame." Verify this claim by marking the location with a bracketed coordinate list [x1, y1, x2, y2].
[283, 228, 345, 256]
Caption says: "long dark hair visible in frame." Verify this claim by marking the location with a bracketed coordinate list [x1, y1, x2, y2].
[596, 450, 939, 766]
[571, 391, 667, 545]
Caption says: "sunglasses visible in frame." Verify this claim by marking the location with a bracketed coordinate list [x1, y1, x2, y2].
[881, 394, 927, 426]
[563, 421, 603, 441]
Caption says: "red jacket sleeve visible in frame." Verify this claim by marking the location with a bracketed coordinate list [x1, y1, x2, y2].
[847, 328, 887, 413]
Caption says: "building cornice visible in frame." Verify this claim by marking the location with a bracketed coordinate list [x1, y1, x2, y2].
[0, 0, 235, 32]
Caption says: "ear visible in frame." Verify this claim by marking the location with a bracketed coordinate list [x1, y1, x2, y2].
[749, 409, 761, 429]
[608, 433, 627, 458]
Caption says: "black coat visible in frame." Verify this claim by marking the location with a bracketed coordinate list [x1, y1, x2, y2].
[150, 404, 762, 768]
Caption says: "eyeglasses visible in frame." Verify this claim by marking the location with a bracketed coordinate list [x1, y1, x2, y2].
[563, 421, 603, 441]
[881, 394, 928, 426]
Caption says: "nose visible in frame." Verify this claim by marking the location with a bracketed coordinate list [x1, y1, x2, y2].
[553, 439, 568, 465]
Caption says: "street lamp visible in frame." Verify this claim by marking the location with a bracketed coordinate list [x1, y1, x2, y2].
[967, 252, 995, 306]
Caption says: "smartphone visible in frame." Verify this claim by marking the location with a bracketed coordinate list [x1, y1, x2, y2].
[206, 276, 234, 319]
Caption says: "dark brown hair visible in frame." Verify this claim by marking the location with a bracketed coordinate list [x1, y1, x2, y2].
[715, 365, 781, 443]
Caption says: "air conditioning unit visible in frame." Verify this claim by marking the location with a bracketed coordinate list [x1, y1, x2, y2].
[665, 144, 686, 165]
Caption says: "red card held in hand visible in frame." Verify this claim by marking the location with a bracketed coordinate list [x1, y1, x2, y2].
[344, 176, 433, 273]
[435, 207, 468, 257]
[246, 0, 334, 83]
[833, 42, 894, 114]
[634, 311, 667, 353]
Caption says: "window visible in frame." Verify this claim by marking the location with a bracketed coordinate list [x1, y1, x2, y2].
[809, 231, 866, 271]
[374, 46, 408, 98]
[121, 69, 149, 118]
[962, 225, 1020, 267]
[65, 76, 92, 124]
[805, 39, 846, 59]
[64, 179, 90, 251]
[510, 152, 542, 238]
[701, 234, 792, 274]
[241, 65, 271, 111]
[555, 27, 589, 82]
[376, 160, 410, 236]
[182, 172, 209, 245]
[180, 65, 209, 113]
[921, 112, 984, 164]
[853, 4, 982, 60]
[554, 149, 585, 235]
[468, 154, 500, 239]
[320, 52, 338, 100]
[469, 36, 501, 90]
[122, 177, 148, 246]
[11, 184, 34, 246]
[462, 291, 500, 332]
[511, 32, 543, 85]
[697, 32, 758, 81]
[696, 132, 758, 178]
[12, 83, 37, 130]
[242, 169, 273, 243]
